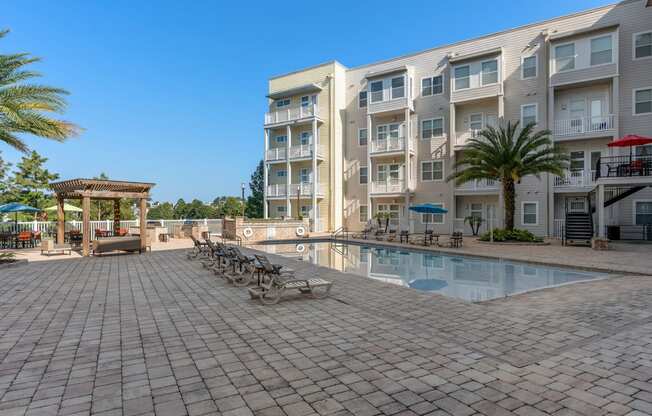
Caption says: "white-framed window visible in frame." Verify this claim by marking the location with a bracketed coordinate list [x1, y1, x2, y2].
[421, 160, 444, 181]
[377, 164, 400, 181]
[634, 200, 652, 225]
[377, 204, 401, 225]
[358, 128, 368, 146]
[469, 203, 483, 219]
[300, 205, 310, 217]
[359, 205, 368, 223]
[590, 35, 613, 66]
[481, 59, 498, 85]
[454, 65, 470, 90]
[421, 75, 443, 96]
[358, 91, 367, 108]
[277, 206, 286, 215]
[555, 43, 575, 72]
[422, 203, 445, 224]
[521, 202, 538, 226]
[521, 103, 538, 126]
[570, 151, 585, 171]
[634, 87, 652, 115]
[370, 80, 383, 103]
[300, 131, 311, 145]
[634, 31, 652, 60]
[299, 168, 310, 183]
[521, 55, 537, 79]
[469, 113, 483, 134]
[301, 95, 310, 107]
[275, 135, 287, 144]
[359, 167, 368, 184]
[421, 118, 444, 139]
[391, 76, 405, 99]
[275, 98, 290, 108]
[276, 170, 286, 178]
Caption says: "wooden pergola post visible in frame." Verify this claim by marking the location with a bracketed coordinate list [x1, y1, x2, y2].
[139, 197, 147, 252]
[57, 196, 65, 245]
[82, 194, 91, 256]
[113, 199, 121, 234]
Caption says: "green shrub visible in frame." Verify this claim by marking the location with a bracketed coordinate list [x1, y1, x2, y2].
[479, 228, 543, 242]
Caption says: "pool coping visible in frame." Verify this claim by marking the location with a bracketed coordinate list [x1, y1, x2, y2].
[257, 237, 644, 276]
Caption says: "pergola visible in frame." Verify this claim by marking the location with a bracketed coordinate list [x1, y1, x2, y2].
[50, 179, 155, 256]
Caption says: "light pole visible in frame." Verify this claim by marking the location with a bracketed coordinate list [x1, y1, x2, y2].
[240, 182, 246, 217]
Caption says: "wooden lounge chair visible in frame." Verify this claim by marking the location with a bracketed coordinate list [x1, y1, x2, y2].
[352, 225, 373, 240]
[248, 255, 332, 305]
[187, 235, 210, 259]
[385, 228, 398, 242]
[223, 246, 257, 286]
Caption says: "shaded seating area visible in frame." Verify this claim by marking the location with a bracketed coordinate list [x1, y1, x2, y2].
[50, 179, 155, 256]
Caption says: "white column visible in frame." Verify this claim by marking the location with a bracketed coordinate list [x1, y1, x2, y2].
[597, 183, 605, 238]
[403, 108, 411, 230]
[366, 114, 373, 219]
[286, 125, 292, 216]
[449, 103, 456, 147]
[311, 118, 318, 231]
[611, 76, 620, 139]
[263, 129, 269, 219]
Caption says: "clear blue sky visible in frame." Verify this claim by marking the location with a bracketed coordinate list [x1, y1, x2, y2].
[3, 0, 612, 202]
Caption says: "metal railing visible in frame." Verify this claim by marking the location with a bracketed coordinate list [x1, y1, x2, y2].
[595, 155, 652, 179]
[455, 178, 498, 192]
[370, 179, 406, 194]
[266, 184, 287, 197]
[267, 183, 326, 197]
[554, 169, 595, 187]
[265, 147, 286, 161]
[265, 104, 318, 125]
[370, 137, 407, 153]
[553, 114, 615, 137]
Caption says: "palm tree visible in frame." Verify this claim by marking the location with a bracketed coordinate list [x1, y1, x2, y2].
[0, 30, 79, 152]
[448, 121, 568, 230]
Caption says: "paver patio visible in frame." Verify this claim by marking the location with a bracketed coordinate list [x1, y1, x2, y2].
[0, 248, 650, 416]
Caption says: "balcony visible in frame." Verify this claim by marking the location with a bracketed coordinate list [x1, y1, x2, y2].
[266, 183, 326, 198]
[455, 179, 499, 194]
[554, 169, 595, 189]
[265, 147, 286, 162]
[596, 155, 652, 182]
[450, 84, 502, 104]
[264, 104, 319, 126]
[454, 129, 483, 148]
[266, 184, 287, 198]
[370, 179, 406, 195]
[265, 144, 326, 162]
[369, 137, 413, 156]
[553, 115, 615, 140]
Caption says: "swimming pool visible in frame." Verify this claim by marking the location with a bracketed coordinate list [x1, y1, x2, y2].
[248, 241, 609, 302]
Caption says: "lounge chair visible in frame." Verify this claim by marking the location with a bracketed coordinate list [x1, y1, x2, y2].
[353, 225, 373, 240]
[373, 229, 386, 241]
[248, 255, 333, 305]
[384, 228, 398, 242]
[447, 232, 463, 248]
[399, 230, 410, 243]
[187, 235, 210, 259]
[223, 246, 257, 286]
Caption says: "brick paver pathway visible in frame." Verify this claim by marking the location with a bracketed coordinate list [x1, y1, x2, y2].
[0, 249, 650, 416]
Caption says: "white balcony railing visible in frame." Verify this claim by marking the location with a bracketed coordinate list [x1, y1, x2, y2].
[267, 183, 326, 198]
[266, 184, 287, 197]
[370, 137, 413, 154]
[265, 147, 286, 161]
[553, 115, 615, 137]
[265, 104, 318, 125]
[370, 179, 406, 194]
[554, 169, 595, 188]
[455, 178, 499, 192]
[455, 129, 482, 147]
[288, 144, 327, 159]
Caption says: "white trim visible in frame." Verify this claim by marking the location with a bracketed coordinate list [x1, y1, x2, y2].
[358, 128, 368, 146]
[633, 87, 652, 116]
[521, 54, 538, 79]
[421, 117, 445, 139]
[453, 64, 471, 91]
[369, 80, 384, 103]
[588, 33, 614, 67]
[520, 103, 538, 126]
[420, 74, 444, 97]
[421, 203, 445, 225]
[521, 201, 539, 226]
[390, 75, 406, 100]
[420, 160, 444, 182]
[553, 41, 576, 73]
[469, 112, 484, 131]
[633, 199, 652, 226]
[480, 58, 499, 86]
[633, 31, 652, 61]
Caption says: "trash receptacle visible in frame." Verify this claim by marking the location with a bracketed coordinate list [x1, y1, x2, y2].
[606, 225, 620, 240]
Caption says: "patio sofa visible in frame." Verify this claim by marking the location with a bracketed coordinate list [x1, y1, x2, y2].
[92, 236, 142, 255]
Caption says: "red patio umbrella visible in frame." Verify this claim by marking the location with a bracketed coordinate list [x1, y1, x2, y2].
[608, 134, 652, 158]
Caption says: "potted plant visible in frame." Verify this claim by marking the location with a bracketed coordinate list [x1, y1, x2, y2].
[464, 215, 484, 236]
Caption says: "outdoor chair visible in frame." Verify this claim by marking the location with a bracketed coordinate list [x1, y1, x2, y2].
[17, 231, 33, 248]
[187, 235, 210, 259]
[385, 228, 398, 242]
[447, 232, 464, 248]
[248, 254, 332, 305]
[352, 224, 374, 240]
[223, 246, 257, 286]
[399, 230, 410, 244]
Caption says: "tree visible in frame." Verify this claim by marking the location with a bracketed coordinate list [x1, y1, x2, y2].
[220, 196, 243, 218]
[148, 202, 174, 220]
[0, 30, 80, 152]
[245, 160, 264, 218]
[173, 198, 188, 219]
[8, 150, 58, 209]
[448, 122, 567, 230]
[0, 151, 12, 202]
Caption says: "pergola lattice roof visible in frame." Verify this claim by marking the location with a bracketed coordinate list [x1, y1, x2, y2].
[50, 178, 155, 199]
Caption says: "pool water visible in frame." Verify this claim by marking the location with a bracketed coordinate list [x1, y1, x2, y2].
[249, 241, 608, 302]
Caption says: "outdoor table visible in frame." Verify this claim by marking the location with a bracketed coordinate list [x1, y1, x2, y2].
[95, 230, 112, 238]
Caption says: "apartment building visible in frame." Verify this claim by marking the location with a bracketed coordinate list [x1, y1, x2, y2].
[263, 0, 652, 240]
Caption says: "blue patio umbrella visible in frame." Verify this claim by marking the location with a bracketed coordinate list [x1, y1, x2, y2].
[409, 279, 448, 292]
[408, 203, 448, 233]
[0, 203, 41, 232]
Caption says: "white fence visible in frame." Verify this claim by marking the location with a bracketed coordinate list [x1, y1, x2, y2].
[553, 115, 615, 137]
[264, 104, 318, 125]
[0, 219, 223, 241]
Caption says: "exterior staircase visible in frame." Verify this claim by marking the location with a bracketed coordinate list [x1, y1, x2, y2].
[564, 212, 593, 246]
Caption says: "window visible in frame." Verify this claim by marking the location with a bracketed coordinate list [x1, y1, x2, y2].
[522, 202, 538, 225]
[275, 135, 287, 144]
[277, 206, 286, 215]
[454, 65, 470, 90]
[300, 205, 310, 217]
[422, 203, 445, 224]
[636, 145, 652, 157]
[470, 203, 483, 219]
[421, 160, 443, 181]
[469, 113, 483, 133]
[358, 91, 367, 108]
[358, 128, 368, 146]
[359, 167, 368, 184]
[635, 201, 652, 225]
[391, 76, 405, 99]
[634, 88, 652, 115]
[570, 151, 585, 171]
[521, 104, 538, 126]
[276, 170, 286, 178]
[300, 168, 310, 183]
[481, 60, 498, 85]
[377, 204, 401, 226]
[359, 205, 368, 223]
[521, 55, 537, 79]
[275, 98, 290, 108]
[421, 118, 444, 139]
[555, 43, 575, 72]
[634, 32, 652, 59]
[421, 75, 443, 96]
[377, 164, 399, 181]
[300, 132, 311, 145]
[590, 35, 613, 66]
[301, 96, 310, 107]
[370, 80, 383, 103]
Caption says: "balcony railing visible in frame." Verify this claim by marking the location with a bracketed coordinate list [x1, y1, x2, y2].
[553, 115, 615, 137]
[370, 179, 406, 194]
[595, 155, 652, 179]
[267, 183, 326, 198]
[266, 144, 326, 161]
[266, 184, 287, 197]
[455, 178, 499, 192]
[455, 129, 482, 147]
[369, 137, 414, 154]
[554, 169, 595, 187]
[265, 104, 318, 125]
[265, 147, 286, 161]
